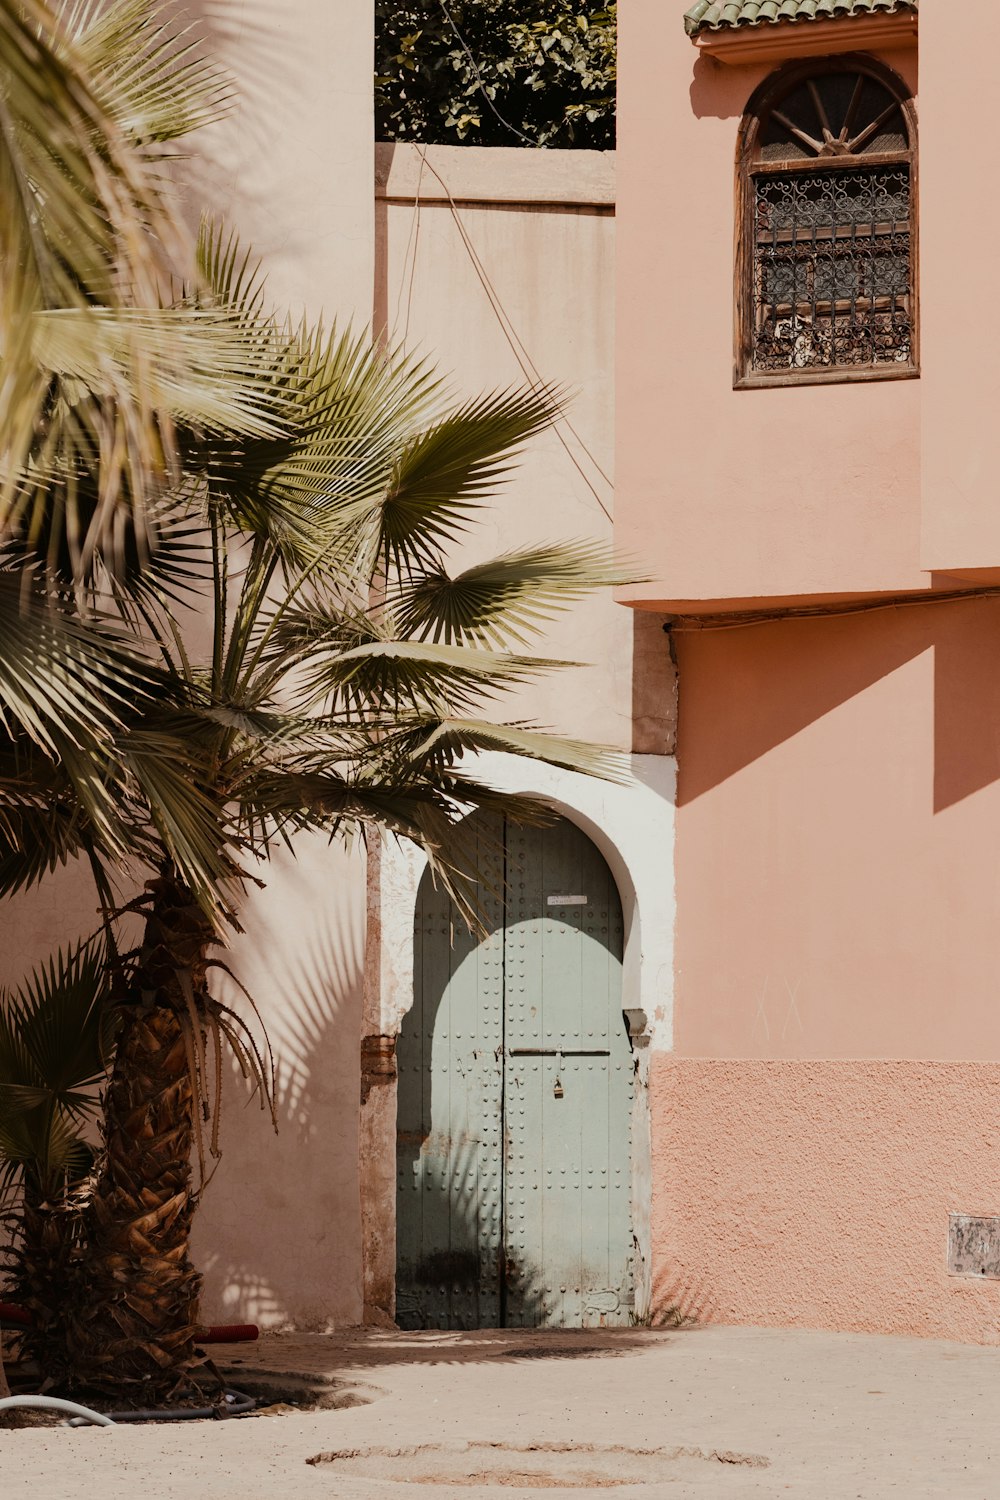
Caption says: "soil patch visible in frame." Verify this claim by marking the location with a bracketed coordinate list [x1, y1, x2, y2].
[306, 1441, 770, 1487]
[218, 1368, 375, 1417]
[494, 1345, 631, 1361]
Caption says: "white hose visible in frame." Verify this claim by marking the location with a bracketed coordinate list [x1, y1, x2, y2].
[0, 1394, 115, 1426]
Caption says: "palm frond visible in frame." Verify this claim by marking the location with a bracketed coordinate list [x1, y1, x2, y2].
[31, 308, 287, 437]
[393, 541, 629, 648]
[404, 717, 630, 783]
[60, 0, 231, 146]
[6, 307, 290, 579]
[234, 766, 468, 850]
[189, 236, 443, 572]
[193, 294, 442, 567]
[0, 566, 151, 754]
[0, 766, 88, 898]
[0, 935, 115, 1194]
[0, 568, 159, 863]
[280, 634, 567, 717]
[378, 386, 561, 573]
[115, 726, 243, 921]
[3, 939, 114, 1110]
[0, 3, 286, 575]
[0, 1105, 94, 1192]
[0, 0, 193, 565]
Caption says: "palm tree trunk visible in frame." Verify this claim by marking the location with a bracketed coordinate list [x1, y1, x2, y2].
[66, 873, 216, 1406]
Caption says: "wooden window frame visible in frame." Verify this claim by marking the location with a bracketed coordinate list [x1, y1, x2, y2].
[734, 54, 919, 391]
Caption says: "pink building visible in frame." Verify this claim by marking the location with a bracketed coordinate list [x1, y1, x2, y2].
[620, 0, 1000, 1339]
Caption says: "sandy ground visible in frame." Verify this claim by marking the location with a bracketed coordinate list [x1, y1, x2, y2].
[2, 1325, 997, 1499]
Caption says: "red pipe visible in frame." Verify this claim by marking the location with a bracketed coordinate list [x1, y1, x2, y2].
[199, 1324, 259, 1344]
[0, 1304, 258, 1344]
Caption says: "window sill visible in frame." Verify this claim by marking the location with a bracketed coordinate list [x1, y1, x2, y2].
[734, 363, 920, 391]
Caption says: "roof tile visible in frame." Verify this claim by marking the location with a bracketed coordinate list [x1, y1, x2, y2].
[684, 0, 918, 38]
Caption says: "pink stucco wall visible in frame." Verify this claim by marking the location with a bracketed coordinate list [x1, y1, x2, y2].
[616, 3, 921, 605]
[650, 1057, 1000, 1343]
[673, 600, 1000, 1061]
[375, 144, 624, 749]
[919, 3, 1000, 574]
[184, 0, 375, 1329]
[657, 599, 1000, 1338]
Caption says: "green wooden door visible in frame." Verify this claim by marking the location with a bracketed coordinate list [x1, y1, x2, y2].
[396, 813, 632, 1329]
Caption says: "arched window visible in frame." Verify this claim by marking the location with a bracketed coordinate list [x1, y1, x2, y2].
[736, 57, 917, 387]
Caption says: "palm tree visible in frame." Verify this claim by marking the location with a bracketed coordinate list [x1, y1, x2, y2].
[25, 231, 617, 1392]
[0, 0, 312, 933]
[0, 0, 238, 1403]
[2, 230, 623, 1403]
[0, 5, 625, 1406]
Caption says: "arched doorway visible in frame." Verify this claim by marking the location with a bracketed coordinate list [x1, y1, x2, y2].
[396, 810, 633, 1329]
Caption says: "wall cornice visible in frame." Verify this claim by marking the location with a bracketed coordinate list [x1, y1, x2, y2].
[692, 11, 917, 64]
[375, 142, 615, 210]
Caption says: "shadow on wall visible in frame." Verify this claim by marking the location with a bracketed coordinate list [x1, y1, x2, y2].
[932, 597, 1000, 811]
[395, 1130, 549, 1333]
[193, 836, 366, 1329]
[396, 818, 510, 1332]
[675, 598, 1000, 813]
[646, 1261, 718, 1330]
[688, 54, 762, 121]
[174, 0, 359, 298]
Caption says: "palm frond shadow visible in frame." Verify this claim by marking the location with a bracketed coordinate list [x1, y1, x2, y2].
[645, 1262, 718, 1330]
[176, 0, 335, 265]
[192, 841, 366, 1328]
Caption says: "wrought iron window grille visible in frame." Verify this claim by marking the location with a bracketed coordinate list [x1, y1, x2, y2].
[736, 59, 917, 387]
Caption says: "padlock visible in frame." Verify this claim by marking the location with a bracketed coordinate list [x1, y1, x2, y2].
[553, 1078, 564, 1099]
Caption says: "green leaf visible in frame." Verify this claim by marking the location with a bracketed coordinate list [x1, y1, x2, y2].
[393, 541, 629, 648]
[0, 935, 116, 1195]
[379, 386, 561, 572]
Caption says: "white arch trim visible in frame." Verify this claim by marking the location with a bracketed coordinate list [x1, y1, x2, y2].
[377, 751, 676, 1052]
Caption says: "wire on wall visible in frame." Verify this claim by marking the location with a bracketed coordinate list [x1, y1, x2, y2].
[413, 146, 615, 525]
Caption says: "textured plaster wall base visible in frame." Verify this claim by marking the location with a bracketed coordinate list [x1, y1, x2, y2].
[651, 1057, 1000, 1344]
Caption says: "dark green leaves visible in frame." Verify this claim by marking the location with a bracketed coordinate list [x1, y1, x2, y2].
[379, 386, 560, 572]
[375, 1, 617, 148]
[0, 937, 115, 1198]
[394, 541, 628, 648]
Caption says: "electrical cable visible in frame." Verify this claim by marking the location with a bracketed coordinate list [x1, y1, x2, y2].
[394, 146, 426, 344]
[415, 146, 615, 525]
[436, 0, 538, 148]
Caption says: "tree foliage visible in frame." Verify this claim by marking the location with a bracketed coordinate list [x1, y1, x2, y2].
[375, 1, 616, 149]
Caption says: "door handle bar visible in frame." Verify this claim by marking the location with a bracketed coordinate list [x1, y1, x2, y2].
[507, 1048, 610, 1057]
